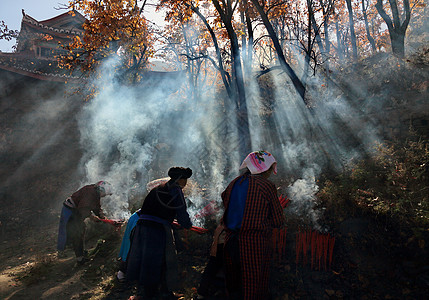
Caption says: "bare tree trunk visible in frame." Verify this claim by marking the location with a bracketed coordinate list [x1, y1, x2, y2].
[212, 0, 251, 156]
[346, 0, 358, 59]
[181, 23, 199, 101]
[240, 10, 248, 76]
[302, 0, 314, 86]
[361, 0, 377, 52]
[334, 15, 345, 60]
[240, 7, 254, 79]
[187, 3, 232, 98]
[250, 0, 307, 103]
[375, 0, 411, 58]
[323, 21, 330, 67]
[245, 9, 254, 76]
[318, 0, 334, 71]
[309, 0, 325, 55]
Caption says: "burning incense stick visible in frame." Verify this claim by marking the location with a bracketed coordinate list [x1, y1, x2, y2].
[171, 220, 209, 234]
[99, 218, 124, 226]
[295, 229, 336, 270]
[296, 231, 302, 264]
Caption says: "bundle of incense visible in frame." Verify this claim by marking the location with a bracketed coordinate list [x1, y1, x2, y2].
[311, 231, 317, 269]
[314, 232, 336, 270]
[303, 230, 309, 265]
[317, 234, 323, 270]
[278, 195, 291, 208]
[296, 230, 302, 265]
[99, 218, 124, 226]
[194, 200, 219, 219]
[323, 234, 329, 270]
[296, 229, 336, 270]
[188, 226, 209, 234]
[172, 221, 209, 234]
[328, 235, 335, 269]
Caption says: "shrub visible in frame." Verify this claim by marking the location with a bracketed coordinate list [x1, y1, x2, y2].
[318, 130, 429, 237]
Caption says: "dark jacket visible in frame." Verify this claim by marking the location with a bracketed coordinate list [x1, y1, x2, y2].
[71, 184, 102, 219]
[140, 181, 192, 228]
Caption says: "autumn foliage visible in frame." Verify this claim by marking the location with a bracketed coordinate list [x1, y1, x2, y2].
[58, 0, 154, 82]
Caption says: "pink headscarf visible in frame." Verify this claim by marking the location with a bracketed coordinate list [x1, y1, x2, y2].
[239, 151, 277, 175]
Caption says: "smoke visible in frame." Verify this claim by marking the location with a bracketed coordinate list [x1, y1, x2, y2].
[77, 56, 240, 220]
[0, 75, 87, 231]
[245, 72, 265, 150]
[286, 168, 322, 230]
[1, 30, 425, 236]
[76, 45, 398, 229]
[245, 59, 384, 229]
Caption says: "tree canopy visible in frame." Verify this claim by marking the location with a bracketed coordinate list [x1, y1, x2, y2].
[47, 0, 427, 87]
[59, 0, 155, 83]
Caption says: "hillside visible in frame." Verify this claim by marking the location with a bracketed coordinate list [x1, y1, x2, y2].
[0, 49, 428, 300]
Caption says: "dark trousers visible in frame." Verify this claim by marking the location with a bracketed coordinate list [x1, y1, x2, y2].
[224, 234, 243, 300]
[66, 213, 85, 257]
[198, 244, 224, 296]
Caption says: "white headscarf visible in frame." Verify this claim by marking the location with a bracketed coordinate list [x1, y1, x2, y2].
[239, 151, 277, 175]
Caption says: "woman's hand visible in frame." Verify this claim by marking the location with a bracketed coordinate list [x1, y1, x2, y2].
[90, 212, 102, 222]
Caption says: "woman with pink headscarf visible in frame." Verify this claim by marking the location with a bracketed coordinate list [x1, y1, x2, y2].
[221, 151, 285, 300]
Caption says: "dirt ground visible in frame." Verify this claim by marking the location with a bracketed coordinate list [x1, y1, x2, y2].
[0, 219, 219, 300]
[0, 218, 215, 300]
[0, 213, 427, 300]
[1, 54, 428, 300]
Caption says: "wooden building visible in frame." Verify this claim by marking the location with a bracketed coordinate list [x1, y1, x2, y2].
[0, 10, 85, 82]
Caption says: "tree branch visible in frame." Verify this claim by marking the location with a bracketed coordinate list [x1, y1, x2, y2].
[375, 0, 394, 31]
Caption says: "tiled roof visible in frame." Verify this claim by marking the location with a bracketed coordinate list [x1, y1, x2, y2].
[22, 12, 84, 36]
[0, 53, 81, 82]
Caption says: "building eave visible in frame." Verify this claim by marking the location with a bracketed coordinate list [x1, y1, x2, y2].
[0, 63, 80, 83]
[21, 12, 84, 37]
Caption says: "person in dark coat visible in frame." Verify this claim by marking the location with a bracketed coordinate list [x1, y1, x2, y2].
[222, 151, 285, 300]
[126, 167, 193, 300]
[57, 181, 113, 264]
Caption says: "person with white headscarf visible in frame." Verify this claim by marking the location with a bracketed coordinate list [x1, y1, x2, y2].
[221, 151, 285, 300]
